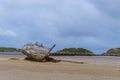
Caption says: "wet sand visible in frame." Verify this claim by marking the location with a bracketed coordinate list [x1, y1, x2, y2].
[0, 56, 120, 80]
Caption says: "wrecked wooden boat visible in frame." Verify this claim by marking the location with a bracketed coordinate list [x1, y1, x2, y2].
[21, 42, 56, 62]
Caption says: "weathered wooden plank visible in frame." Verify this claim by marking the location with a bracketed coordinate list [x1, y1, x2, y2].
[21, 42, 56, 61]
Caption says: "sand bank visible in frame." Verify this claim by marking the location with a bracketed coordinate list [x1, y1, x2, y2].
[0, 56, 120, 80]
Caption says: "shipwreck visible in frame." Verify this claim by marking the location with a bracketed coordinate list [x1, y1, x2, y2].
[21, 42, 56, 62]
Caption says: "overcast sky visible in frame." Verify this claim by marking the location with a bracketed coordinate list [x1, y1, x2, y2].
[0, 0, 120, 54]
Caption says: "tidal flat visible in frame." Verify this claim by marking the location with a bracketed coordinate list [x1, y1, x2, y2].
[0, 53, 120, 80]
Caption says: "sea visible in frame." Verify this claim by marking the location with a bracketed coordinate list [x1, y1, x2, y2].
[0, 52, 26, 57]
[0, 52, 120, 63]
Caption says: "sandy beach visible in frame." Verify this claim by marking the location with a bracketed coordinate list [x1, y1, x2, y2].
[0, 56, 120, 80]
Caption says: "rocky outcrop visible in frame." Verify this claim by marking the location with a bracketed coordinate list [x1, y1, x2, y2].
[53, 48, 95, 56]
[102, 48, 120, 56]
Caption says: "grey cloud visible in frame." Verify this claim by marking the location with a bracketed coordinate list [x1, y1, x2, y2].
[91, 0, 120, 18]
[0, 0, 120, 53]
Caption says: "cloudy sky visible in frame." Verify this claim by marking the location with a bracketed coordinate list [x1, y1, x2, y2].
[0, 0, 120, 53]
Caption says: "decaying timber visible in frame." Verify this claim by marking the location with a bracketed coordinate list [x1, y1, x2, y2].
[21, 42, 57, 62]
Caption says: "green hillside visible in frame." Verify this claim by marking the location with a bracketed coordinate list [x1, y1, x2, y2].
[102, 48, 120, 56]
[61, 48, 93, 53]
[55, 48, 94, 56]
[0, 47, 19, 52]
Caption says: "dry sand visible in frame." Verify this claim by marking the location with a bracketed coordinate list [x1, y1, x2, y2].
[0, 57, 120, 80]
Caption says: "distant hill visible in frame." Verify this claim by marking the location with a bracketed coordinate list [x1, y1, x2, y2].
[102, 48, 120, 56]
[0, 47, 19, 52]
[53, 48, 95, 56]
